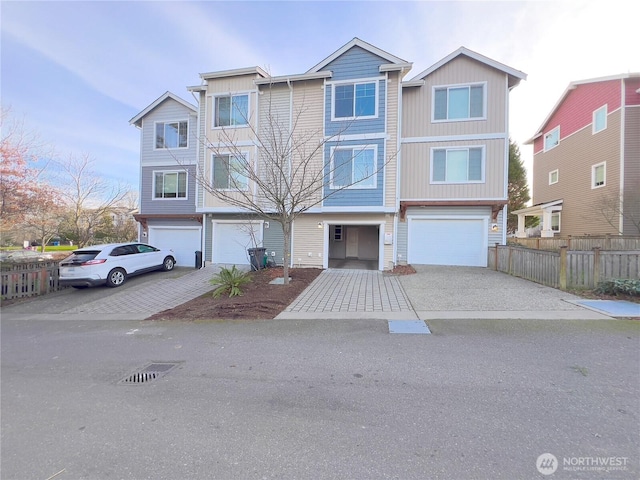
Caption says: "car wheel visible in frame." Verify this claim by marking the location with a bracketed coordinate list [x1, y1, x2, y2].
[162, 256, 175, 271]
[106, 268, 126, 287]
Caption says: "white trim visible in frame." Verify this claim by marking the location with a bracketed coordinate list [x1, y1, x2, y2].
[329, 144, 378, 190]
[591, 161, 606, 189]
[431, 81, 487, 123]
[543, 126, 560, 151]
[430, 145, 486, 184]
[200, 66, 269, 80]
[549, 169, 559, 185]
[400, 197, 507, 202]
[329, 78, 381, 122]
[320, 220, 385, 270]
[408, 46, 527, 83]
[152, 169, 189, 201]
[592, 104, 608, 134]
[211, 152, 250, 191]
[308, 206, 396, 214]
[402, 132, 507, 143]
[153, 119, 190, 150]
[406, 214, 489, 267]
[209, 91, 252, 129]
[327, 132, 387, 142]
[129, 91, 197, 127]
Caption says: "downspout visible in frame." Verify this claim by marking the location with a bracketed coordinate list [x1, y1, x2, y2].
[287, 79, 294, 268]
[394, 69, 404, 266]
[618, 78, 626, 234]
[503, 76, 511, 245]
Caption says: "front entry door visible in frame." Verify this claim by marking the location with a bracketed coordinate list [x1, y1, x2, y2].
[346, 227, 359, 257]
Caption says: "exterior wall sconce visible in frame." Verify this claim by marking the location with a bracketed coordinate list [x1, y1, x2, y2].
[317, 222, 323, 229]
[491, 223, 499, 232]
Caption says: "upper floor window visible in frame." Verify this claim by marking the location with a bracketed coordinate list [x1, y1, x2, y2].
[544, 127, 560, 151]
[593, 105, 607, 134]
[155, 121, 188, 149]
[549, 169, 559, 185]
[592, 162, 606, 188]
[214, 94, 249, 127]
[330, 146, 377, 189]
[213, 154, 249, 190]
[433, 83, 485, 121]
[431, 147, 484, 183]
[154, 171, 187, 199]
[332, 81, 377, 120]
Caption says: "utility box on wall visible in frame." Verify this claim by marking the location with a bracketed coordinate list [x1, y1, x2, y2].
[384, 232, 393, 245]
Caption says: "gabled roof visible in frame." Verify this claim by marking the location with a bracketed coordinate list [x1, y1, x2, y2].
[525, 72, 640, 144]
[129, 91, 197, 128]
[306, 37, 411, 74]
[406, 46, 527, 89]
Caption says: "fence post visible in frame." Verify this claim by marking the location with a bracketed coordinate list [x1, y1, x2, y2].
[592, 247, 601, 287]
[494, 243, 499, 271]
[567, 235, 572, 250]
[508, 244, 513, 274]
[559, 246, 568, 290]
[536, 238, 540, 250]
[605, 234, 611, 250]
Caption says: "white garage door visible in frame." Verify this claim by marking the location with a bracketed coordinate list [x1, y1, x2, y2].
[212, 222, 261, 266]
[148, 227, 201, 268]
[408, 218, 487, 267]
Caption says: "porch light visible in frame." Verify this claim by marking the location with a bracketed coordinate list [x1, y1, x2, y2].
[317, 222, 323, 229]
[491, 223, 499, 232]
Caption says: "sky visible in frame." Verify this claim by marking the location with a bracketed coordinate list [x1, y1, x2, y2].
[2, 0, 639, 193]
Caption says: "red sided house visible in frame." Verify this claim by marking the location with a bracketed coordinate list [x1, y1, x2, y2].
[514, 73, 640, 237]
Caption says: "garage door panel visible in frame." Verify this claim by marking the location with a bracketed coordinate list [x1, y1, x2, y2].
[149, 227, 201, 267]
[408, 218, 487, 267]
[212, 223, 259, 265]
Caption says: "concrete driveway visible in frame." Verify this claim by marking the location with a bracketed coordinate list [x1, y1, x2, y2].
[399, 265, 612, 320]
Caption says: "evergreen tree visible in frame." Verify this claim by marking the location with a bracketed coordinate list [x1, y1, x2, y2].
[507, 139, 537, 233]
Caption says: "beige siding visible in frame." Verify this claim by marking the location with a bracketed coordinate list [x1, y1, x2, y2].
[402, 56, 508, 138]
[623, 106, 640, 234]
[532, 111, 623, 236]
[401, 139, 506, 199]
[293, 214, 396, 270]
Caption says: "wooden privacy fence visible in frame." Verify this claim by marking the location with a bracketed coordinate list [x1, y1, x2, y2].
[488, 244, 640, 290]
[1, 261, 63, 301]
[509, 235, 640, 251]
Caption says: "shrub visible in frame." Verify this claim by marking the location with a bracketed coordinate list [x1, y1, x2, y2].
[210, 265, 252, 298]
[594, 279, 640, 297]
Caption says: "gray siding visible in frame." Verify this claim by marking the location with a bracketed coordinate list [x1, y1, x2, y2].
[263, 220, 285, 266]
[623, 106, 640, 234]
[140, 164, 197, 214]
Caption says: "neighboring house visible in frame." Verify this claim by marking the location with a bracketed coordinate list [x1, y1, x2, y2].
[129, 92, 203, 267]
[515, 73, 640, 238]
[132, 39, 526, 269]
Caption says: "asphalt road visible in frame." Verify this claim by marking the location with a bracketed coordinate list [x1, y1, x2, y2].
[1, 315, 638, 480]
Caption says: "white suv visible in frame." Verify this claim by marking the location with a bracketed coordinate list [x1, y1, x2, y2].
[59, 242, 176, 288]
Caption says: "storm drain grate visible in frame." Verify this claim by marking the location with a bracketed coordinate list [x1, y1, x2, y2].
[118, 362, 182, 385]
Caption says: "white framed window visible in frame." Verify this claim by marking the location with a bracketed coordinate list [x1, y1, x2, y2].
[153, 171, 187, 199]
[331, 80, 378, 120]
[544, 126, 560, 151]
[592, 162, 606, 188]
[431, 147, 484, 183]
[433, 83, 485, 121]
[330, 145, 377, 189]
[214, 94, 249, 127]
[593, 105, 607, 134]
[212, 153, 249, 190]
[549, 169, 559, 185]
[551, 212, 561, 232]
[155, 121, 188, 149]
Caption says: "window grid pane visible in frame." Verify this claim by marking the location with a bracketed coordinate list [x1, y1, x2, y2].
[335, 85, 354, 118]
[355, 83, 375, 116]
[231, 95, 248, 126]
[353, 148, 375, 187]
[216, 97, 231, 127]
[333, 149, 353, 187]
[448, 87, 470, 119]
[434, 89, 447, 120]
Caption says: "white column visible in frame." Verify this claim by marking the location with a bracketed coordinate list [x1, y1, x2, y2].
[541, 210, 554, 237]
[516, 214, 527, 238]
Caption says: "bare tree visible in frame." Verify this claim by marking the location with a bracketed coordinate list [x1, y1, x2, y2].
[593, 191, 640, 235]
[21, 186, 66, 251]
[55, 153, 131, 247]
[195, 84, 392, 284]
